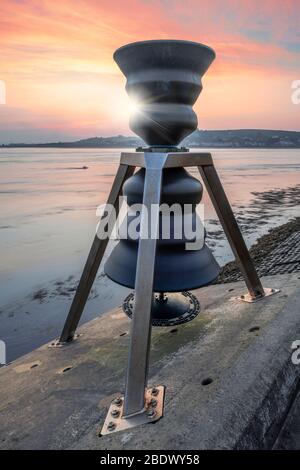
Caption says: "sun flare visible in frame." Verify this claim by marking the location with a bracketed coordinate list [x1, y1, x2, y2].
[128, 98, 141, 115]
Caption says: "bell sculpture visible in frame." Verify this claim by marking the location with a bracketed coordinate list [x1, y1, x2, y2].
[105, 40, 220, 326]
[59, 40, 277, 435]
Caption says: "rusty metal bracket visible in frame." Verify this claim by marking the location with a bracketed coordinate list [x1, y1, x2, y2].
[100, 385, 165, 436]
[48, 334, 82, 348]
[232, 287, 280, 303]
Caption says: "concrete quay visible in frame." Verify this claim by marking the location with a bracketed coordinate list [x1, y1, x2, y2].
[0, 272, 300, 449]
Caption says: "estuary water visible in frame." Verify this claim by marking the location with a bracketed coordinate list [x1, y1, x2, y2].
[0, 148, 299, 360]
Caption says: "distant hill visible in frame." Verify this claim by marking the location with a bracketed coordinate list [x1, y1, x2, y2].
[185, 129, 300, 148]
[1, 129, 300, 148]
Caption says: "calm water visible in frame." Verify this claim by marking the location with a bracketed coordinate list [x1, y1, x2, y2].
[0, 148, 299, 360]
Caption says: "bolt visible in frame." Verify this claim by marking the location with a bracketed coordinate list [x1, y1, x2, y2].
[111, 409, 120, 418]
[107, 421, 116, 432]
[113, 397, 123, 407]
[157, 292, 167, 303]
[271, 288, 275, 293]
[151, 387, 159, 396]
[240, 294, 245, 299]
[147, 409, 157, 419]
[150, 398, 157, 407]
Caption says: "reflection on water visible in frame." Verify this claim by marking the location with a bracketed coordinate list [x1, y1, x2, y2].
[0, 148, 299, 360]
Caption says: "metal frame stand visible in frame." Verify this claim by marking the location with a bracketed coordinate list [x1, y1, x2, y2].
[57, 151, 279, 434]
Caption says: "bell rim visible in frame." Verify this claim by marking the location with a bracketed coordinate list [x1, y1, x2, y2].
[114, 39, 216, 61]
[105, 274, 220, 293]
[104, 259, 220, 293]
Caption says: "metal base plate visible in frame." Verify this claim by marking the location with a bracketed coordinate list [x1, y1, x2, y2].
[136, 146, 188, 153]
[48, 334, 81, 348]
[100, 385, 165, 436]
[123, 291, 201, 327]
[232, 287, 280, 303]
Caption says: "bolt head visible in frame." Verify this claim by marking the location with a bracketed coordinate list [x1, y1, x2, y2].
[113, 397, 123, 407]
[111, 409, 120, 418]
[147, 409, 157, 419]
[150, 398, 157, 407]
[107, 421, 116, 431]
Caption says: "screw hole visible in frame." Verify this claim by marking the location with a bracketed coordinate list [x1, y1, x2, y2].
[202, 377, 213, 386]
[249, 326, 260, 333]
[228, 288, 234, 292]
[62, 366, 73, 373]
[30, 363, 39, 369]
[170, 328, 178, 334]
[119, 332, 127, 337]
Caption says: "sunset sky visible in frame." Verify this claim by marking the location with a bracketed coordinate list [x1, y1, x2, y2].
[0, 0, 299, 143]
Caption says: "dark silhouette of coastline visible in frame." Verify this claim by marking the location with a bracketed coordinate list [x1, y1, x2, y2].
[1, 129, 300, 148]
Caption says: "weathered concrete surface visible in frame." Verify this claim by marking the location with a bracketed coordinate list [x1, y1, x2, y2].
[0, 273, 300, 450]
[274, 389, 300, 449]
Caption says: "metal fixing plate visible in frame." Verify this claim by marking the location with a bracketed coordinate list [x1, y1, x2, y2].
[231, 287, 280, 303]
[100, 385, 165, 436]
[48, 334, 81, 348]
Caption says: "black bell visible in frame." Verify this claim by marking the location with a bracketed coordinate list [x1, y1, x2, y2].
[105, 167, 219, 292]
[104, 166, 220, 325]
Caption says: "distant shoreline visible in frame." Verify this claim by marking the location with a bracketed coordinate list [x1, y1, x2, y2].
[2, 145, 300, 149]
[1, 129, 300, 149]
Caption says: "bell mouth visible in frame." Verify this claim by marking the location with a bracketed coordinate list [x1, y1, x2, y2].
[114, 39, 216, 76]
[114, 39, 216, 60]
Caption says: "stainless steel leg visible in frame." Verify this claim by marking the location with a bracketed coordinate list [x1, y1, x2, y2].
[199, 163, 265, 299]
[123, 157, 164, 417]
[59, 164, 135, 343]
